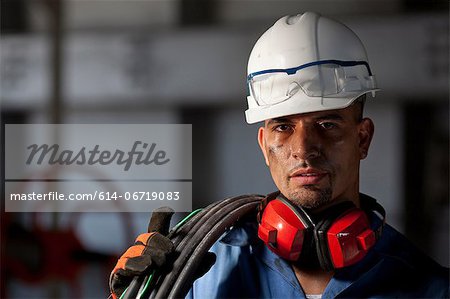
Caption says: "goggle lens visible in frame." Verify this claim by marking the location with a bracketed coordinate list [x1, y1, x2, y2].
[248, 61, 376, 106]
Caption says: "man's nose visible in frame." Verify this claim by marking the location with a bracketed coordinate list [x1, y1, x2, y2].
[290, 126, 321, 160]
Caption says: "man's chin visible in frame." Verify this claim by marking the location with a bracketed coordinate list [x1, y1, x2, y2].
[286, 186, 332, 209]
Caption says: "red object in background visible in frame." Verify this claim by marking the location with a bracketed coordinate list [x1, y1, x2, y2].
[1, 212, 128, 298]
[24, 228, 84, 283]
[1, 167, 134, 297]
[2, 215, 87, 297]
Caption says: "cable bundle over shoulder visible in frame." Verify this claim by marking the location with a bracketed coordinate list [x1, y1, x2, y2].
[123, 194, 264, 299]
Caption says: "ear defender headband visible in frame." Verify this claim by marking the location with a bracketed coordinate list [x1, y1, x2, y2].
[257, 192, 385, 271]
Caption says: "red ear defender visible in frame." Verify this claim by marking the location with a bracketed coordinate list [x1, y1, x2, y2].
[258, 197, 313, 261]
[328, 210, 376, 268]
[315, 207, 376, 270]
[258, 193, 385, 271]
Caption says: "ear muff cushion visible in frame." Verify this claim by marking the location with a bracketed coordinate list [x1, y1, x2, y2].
[257, 191, 280, 223]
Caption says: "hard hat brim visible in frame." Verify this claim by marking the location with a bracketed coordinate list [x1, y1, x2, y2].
[245, 89, 379, 124]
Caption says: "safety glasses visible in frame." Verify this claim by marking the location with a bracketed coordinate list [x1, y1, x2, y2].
[247, 60, 376, 106]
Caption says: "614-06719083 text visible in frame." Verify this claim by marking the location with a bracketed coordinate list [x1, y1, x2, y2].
[104, 191, 180, 201]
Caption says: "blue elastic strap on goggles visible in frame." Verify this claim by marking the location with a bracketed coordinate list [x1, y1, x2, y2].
[247, 60, 373, 83]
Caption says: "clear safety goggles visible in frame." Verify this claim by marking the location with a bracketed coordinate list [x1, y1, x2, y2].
[247, 60, 376, 106]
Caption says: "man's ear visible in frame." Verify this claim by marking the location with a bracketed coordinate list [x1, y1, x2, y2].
[258, 127, 270, 166]
[358, 118, 374, 159]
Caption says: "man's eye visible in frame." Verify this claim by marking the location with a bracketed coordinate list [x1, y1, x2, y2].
[319, 122, 336, 130]
[274, 124, 292, 132]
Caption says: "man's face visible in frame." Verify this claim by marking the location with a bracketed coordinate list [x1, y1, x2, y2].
[258, 104, 374, 209]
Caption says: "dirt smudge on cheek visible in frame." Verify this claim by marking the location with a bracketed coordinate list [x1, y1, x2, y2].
[268, 143, 289, 161]
[267, 143, 292, 172]
[268, 143, 283, 154]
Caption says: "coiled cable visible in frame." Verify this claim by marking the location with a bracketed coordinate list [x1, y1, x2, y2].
[123, 194, 263, 299]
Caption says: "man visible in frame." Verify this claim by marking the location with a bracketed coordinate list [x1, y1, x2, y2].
[110, 12, 449, 298]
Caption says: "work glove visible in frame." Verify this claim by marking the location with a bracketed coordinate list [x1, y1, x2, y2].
[109, 207, 175, 299]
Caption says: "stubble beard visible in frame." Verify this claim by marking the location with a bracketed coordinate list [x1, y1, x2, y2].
[287, 186, 332, 209]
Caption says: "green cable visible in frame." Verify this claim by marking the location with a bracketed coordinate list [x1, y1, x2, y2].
[136, 271, 154, 299]
[171, 208, 203, 232]
[119, 286, 129, 299]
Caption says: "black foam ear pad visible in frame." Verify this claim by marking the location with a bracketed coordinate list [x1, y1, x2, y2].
[256, 191, 280, 223]
[276, 194, 314, 227]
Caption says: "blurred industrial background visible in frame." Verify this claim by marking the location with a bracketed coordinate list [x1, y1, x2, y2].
[1, 0, 449, 298]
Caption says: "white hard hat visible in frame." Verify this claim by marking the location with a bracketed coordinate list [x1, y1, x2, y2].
[245, 12, 379, 124]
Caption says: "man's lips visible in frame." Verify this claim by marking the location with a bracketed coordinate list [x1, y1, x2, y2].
[289, 168, 328, 185]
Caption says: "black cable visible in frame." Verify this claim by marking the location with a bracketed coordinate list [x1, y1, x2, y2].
[123, 194, 263, 299]
[148, 195, 260, 299]
[169, 200, 260, 298]
[124, 198, 224, 299]
[122, 275, 145, 299]
[171, 194, 259, 245]
[153, 195, 263, 299]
